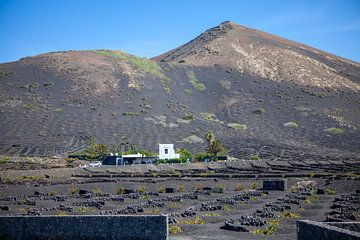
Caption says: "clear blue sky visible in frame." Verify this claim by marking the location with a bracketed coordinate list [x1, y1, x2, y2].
[1, 0, 359, 63]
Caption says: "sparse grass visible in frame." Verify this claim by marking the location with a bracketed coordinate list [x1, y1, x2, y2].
[251, 182, 258, 190]
[142, 194, 150, 200]
[137, 185, 147, 193]
[78, 207, 95, 213]
[222, 205, 232, 211]
[325, 187, 336, 195]
[182, 113, 195, 121]
[163, 85, 171, 94]
[187, 70, 206, 91]
[311, 193, 319, 201]
[122, 112, 138, 116]
[48, 191, 58, 197]
[177, 184, 185, 193]
[284, 122, 298, 128]
[92, 187, 102, 196]
[305, 198, 311, 205]
[169, 202, 182, 208]
[194, 184, 205, 191]
[117, 186, 125, 195]
[24, 104, 36, 111]
[22, 175, 43, 181]
[228, 123, 247, 131]
[204, 213, 220, 217]
[184, 88, 192, 94]
[250, 154, 260, 160]
[213, 184, 226, 194]
[281, 211, 300, 218]
[219, 79, 231, 90]
[324, 127, 344, 135]
[253, 108, 266, 114]
[144, 208, 161, 214]
[180, 217, 206, 224]
[200, 112, 218, 122]
[158, 185, 165, 193]
[252, 219, 279, 235]
[169, 224, 183, 234]
[234, 184, 244, 191]
[68, 186, 80, 195]
[250, 197, 258, 201]
[57, 211, 67, 216]
[0, 157, 10, 164]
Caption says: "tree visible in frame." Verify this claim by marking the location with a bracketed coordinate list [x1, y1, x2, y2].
[205, 131, 227, 157]
[94, 144, 109, 157]
[178, 149, 192, 162]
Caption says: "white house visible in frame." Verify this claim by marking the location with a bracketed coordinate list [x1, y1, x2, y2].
[158, 144, 180, 160]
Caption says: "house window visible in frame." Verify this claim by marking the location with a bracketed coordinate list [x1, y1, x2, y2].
[165, 149, 168, 154]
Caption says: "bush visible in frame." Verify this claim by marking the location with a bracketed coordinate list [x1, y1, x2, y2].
[169, 224, 183, 234]
[213, 184, 226, 193]
[252, 219, 279, 235]
[137, 185, 147, 193]
[235, 184, 244, 191]
[177, 184, 185, 192]
[92, 187, 102, 196]
[180, 217, 206, 224]
[228, 123, 247, 131]
[253, 108, 265, 114]
[281, 211, 300, 218]
[250, 154, 260, 160]
[117, 186, 125, 195]
[284, 122, 298, 128]
[325, 187, 336, 195]
[324, 127, 344, 134]
[68, 186, 80, 195]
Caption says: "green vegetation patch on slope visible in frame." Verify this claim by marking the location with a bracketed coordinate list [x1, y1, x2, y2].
[91, 50, 164, 78]
[186, 70, 206, 91]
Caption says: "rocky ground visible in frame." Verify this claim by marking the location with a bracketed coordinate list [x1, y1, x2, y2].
[0, 160, 359, 239]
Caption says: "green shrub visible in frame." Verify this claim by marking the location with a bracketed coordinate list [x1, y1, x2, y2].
[184, 88, 192, 94]
[228, 123, 247, 131]
[169, 224, 183, 234]
[325, 187, 336, 195]
[117, 186, 125, 194]
[122, 112, 138, 116]
[252, 219, 279, 235]
[250, 154, 260, 160]
[284, 122, 298, 128]
[324, 127, 344, 134]
[219, 79, 231, 90]
[253, 108, 265, 114]
[91, 50, 164, 78]
[281, 211, 300, 218]
[187, 71, 206, 91]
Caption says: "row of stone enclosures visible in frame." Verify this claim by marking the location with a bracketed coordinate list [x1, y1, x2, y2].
[0, 215, 168, 240]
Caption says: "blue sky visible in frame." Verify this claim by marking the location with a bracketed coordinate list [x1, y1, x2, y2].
[0, 0, 359, 63]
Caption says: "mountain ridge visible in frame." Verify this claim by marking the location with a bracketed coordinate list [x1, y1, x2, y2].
[0, 21, 359, 160]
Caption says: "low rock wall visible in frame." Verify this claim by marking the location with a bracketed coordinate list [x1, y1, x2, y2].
[297, 220, 360, 240]
[0, 215, 168, 240]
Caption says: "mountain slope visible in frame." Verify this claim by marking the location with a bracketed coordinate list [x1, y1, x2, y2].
[0, 22, 359, 160]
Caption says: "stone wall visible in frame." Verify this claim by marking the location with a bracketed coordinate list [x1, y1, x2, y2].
[297, 220, 360, 240]
[262, 179, 287, 191]
[0, 215, 168, 240]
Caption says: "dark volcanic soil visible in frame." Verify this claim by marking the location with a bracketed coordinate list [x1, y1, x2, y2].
[0, 22, 360, 160]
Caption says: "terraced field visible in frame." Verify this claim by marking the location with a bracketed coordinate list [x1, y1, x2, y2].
[0, 160, 359, 239]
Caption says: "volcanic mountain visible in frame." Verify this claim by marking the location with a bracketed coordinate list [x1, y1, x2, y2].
[0, 21, 359, 160]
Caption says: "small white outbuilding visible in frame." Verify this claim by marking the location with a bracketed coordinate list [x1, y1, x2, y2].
[158, 144, 180, 160]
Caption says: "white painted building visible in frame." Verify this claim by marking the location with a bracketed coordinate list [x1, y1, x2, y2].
[158, 144, 180, 160]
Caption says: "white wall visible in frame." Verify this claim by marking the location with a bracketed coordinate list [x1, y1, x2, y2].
[158, 144, 180, 159]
